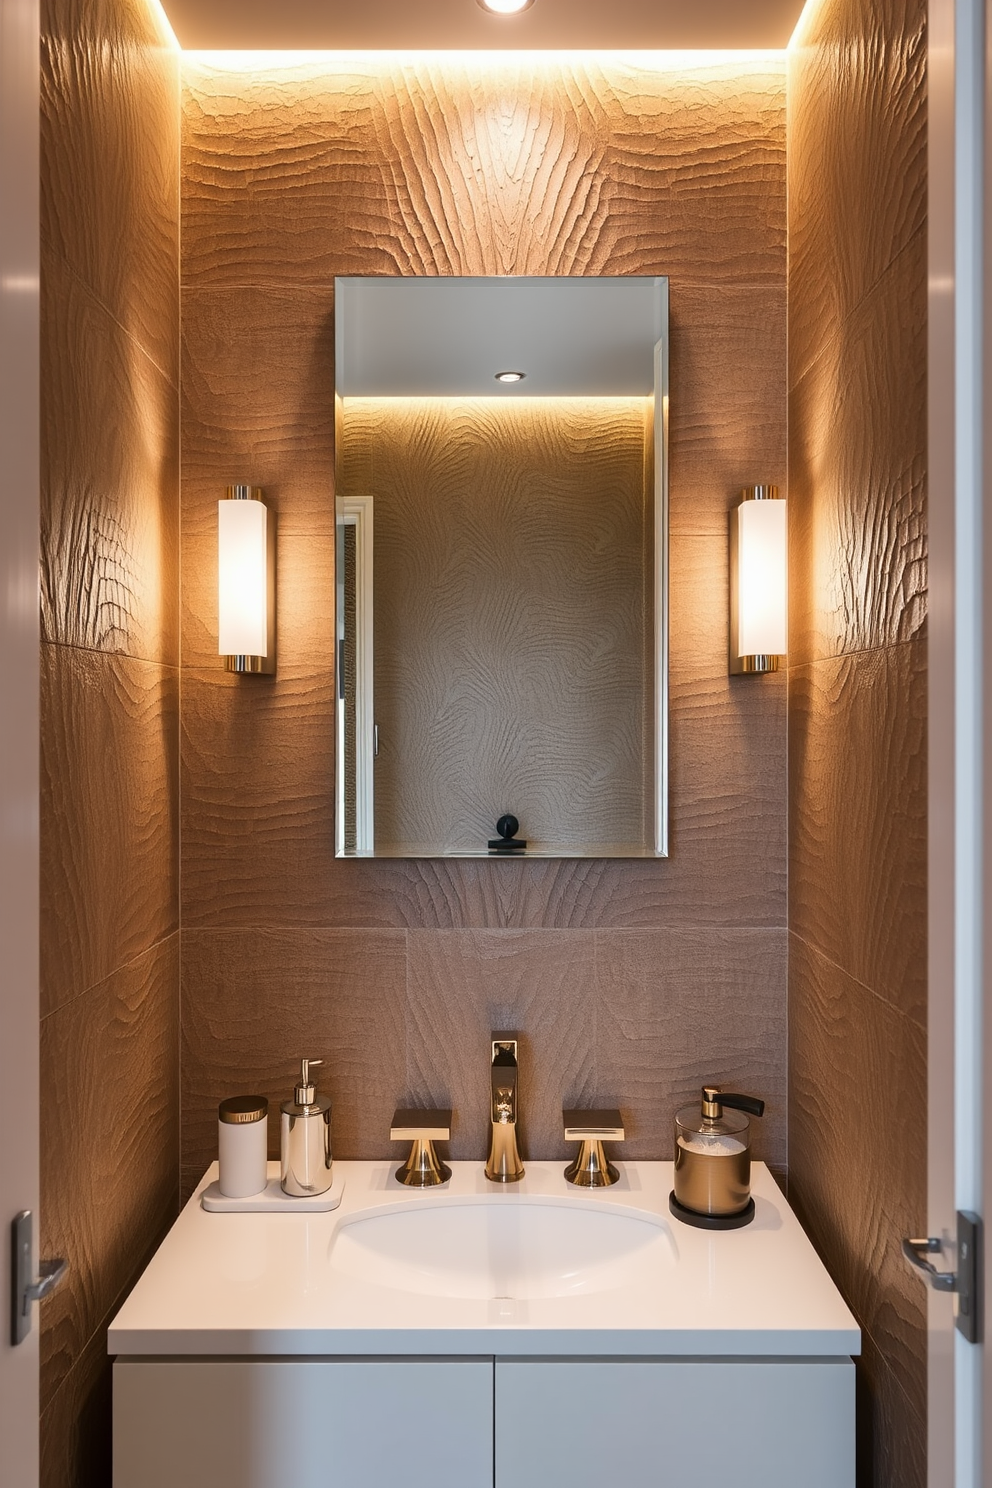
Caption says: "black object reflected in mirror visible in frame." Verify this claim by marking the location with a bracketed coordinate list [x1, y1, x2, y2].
[488, 815, 527, 852]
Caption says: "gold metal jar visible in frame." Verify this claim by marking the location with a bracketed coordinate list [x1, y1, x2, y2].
[672, 1086, 765, 1221]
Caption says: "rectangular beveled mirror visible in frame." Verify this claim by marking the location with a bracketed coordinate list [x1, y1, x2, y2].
[334, 275, 668, 858]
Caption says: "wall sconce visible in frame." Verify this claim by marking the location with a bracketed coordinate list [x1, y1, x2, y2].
[729, 485, 787, 675]
[218, 484, 276, 675]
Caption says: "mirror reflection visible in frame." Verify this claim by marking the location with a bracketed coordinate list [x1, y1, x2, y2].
[334, 276, 668, 858]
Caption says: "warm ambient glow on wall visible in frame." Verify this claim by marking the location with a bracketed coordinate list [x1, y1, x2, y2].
[787, 0, 833, 51]
[728, 485, 787, 675]
[218, 485, 276, 674]
[143, 0, 180, 49]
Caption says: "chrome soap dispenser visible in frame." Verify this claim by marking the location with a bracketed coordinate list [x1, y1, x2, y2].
[280, 1058, 332, 1197]
[670, 1084, 765, 1229]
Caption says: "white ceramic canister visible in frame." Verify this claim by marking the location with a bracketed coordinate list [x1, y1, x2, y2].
[218, 1095, 269, 1197]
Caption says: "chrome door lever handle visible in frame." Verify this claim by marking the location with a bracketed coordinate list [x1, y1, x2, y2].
[902, 1236, 957, 1292]
[10, 1211, 67, 1345]
[24, 1257, 67, 1304]
[902, 1213, 983, 1342]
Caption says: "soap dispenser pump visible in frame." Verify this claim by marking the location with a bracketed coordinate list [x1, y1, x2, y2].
[670, 1084, 765, 1230]
[280, 1058, 333, 1197]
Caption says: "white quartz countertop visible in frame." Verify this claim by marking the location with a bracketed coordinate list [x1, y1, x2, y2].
[108, 1160, 860, 1358]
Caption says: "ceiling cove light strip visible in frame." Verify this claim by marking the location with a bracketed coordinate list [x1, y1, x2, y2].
[180, 49, 788, 70]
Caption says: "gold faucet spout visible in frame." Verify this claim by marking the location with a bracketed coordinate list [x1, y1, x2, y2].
[485, 1038, 524, 1182]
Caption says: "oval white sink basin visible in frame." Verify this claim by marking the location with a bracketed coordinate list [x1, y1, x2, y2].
[329, 1198, 674, 1300]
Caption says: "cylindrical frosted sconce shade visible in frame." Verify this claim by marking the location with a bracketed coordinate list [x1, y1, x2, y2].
[729, 486, 787, 675]
[218, 485, 276, 674]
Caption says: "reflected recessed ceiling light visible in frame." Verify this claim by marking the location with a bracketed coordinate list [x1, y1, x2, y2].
[495, 370, 526, 382]
[477, 0, 535, 14]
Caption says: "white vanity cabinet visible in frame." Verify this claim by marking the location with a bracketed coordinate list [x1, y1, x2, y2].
[114, 1354, 855, 1488]
[495, 1357, 855, 1488]
[114, 1358, 494, 1488]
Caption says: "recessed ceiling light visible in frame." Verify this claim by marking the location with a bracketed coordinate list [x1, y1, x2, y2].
[495, 370, 526, 382]
[477, 0, 535, 14]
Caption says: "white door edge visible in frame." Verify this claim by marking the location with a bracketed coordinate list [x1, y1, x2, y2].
[0, 0, 41, 1480]
[928, 0, 988, 1480]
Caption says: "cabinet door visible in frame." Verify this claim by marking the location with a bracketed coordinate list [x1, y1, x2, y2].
[495, 1358, 854, 1488]
[115, 1358, 493, 1488]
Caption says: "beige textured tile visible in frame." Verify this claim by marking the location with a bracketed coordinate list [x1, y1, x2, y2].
[595, 928, 787, 1162]
[180, 666, 335, 929]
[41, 645, 178, 1014]
[41, 0, 179, 383]
[42, 250, 179, 665]
[181, 58, 785, 287]
[788, 933, 926, 1426]
[787, 6, 927, 1481]
[406, 930, 598, 1162]
[668, 285, 787, 538]
[667, 661, 787, 920]
[857, 1328, 926, 1488]
[789, 643, 926, 1027]
[788, 0, 926, 386]
[180, 286, 335, 519]
[40, 934, 180, 1408]
[181, 928, 407, 1176]
[39, 4, 181, 1486]
[41, 1311, 113, 1488]
[788, 236, 927, 666]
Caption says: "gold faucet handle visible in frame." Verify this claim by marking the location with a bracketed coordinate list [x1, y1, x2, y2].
[390, 1109, 452, 1141]
[563, 1110, 624, 1188]
[390, 1109, 452, 1188]
[563, 1109, 625, 1142]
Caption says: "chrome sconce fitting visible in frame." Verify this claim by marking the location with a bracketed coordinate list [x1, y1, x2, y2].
[390, 1109, 452, 1187]
[563, 1109, 625, 1187]
[729, 484, 787, 676]
[218, 484, 276, 675]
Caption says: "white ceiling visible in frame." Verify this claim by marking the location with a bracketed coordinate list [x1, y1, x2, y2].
[162, 0, 807, 53]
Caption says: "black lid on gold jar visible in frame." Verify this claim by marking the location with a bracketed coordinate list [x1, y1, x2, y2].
[219, 1095, 268, 1124]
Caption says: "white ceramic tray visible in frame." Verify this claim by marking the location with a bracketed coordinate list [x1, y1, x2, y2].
[200, 1162, 344, 1213]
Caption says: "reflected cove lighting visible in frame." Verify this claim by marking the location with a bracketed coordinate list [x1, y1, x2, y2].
[218, 485, 276, 674]
[494, 370, 526, 382]
[729, 485, 787, 675]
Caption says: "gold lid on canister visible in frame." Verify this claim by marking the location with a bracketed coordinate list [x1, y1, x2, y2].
[218, 1095, 268, 1125]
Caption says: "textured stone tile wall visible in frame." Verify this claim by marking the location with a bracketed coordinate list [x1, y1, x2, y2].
[787, 0, 928, 1480]
[39, 0, 181, 1480]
